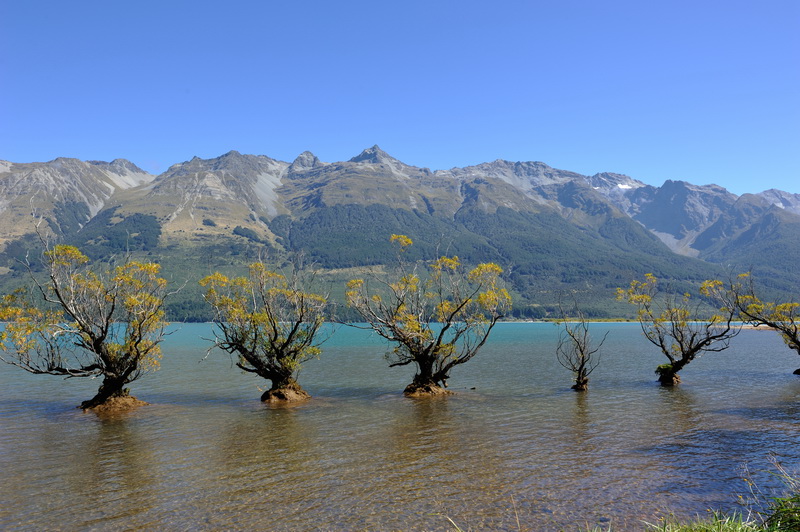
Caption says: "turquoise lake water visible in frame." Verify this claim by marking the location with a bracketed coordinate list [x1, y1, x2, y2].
[1, 323, 798, 530]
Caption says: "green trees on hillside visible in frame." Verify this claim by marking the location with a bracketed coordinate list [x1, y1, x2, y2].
[617, 274, 740, 385]
[67, 207, 161, 257]
[0, 244, 168, 410]
[345, 235, 511, 396]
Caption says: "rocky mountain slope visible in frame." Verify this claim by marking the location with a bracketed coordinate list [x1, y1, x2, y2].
[585, 175, 800, 291]
[0, 157, 153, 242]
[1, 147, 796, 319]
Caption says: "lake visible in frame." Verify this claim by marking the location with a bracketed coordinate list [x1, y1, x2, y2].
[1, 323, 798, 531]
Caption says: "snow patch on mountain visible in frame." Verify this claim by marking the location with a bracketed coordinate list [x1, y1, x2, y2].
[757, 189, 800, 216]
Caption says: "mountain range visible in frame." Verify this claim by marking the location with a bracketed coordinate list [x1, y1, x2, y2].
[1, 146, 797, 320]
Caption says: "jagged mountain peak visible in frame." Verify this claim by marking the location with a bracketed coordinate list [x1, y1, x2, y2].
[757, 188, 800, 216]
[110, 158, 139, 168]
[660, 179, 732, 195]
[88, 158, 148, 175]
[142, 151, 290, 227]
[467, 159, 581, 179]
[490, 158, 551, 168]
[289, 151, 324, 173]
[164, 151, 287, 177]
[49, 157, 84, 166]
[587, 172, 646, 192]
[210, 150, 255, 167]
[467, 159, 554, 173]
[348, 145, 400, 164]
[216, 150, 250, 163]
[449, 159, 585, 196]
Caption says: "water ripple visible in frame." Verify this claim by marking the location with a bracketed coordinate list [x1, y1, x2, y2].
[1, 324, 798, 531]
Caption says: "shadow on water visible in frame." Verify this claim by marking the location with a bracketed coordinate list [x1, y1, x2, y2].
[1, 411, 163, 530]
[65, 417, 161, 529]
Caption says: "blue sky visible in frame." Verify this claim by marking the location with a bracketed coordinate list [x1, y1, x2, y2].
[1, 1, 797, 194]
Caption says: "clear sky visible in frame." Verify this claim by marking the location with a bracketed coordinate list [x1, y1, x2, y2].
[1, 0, 797, 195]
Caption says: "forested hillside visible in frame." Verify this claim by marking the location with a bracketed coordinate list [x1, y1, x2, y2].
[1, 147, 796, 321]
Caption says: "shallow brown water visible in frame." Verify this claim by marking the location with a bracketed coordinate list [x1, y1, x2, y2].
[1, 323, 798, 530]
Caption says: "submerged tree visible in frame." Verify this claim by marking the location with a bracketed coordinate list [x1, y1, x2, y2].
[728, 273, 800, 373]
[616, 274, 740, 386]
[0, 244, 168, 410]
[200, 262, 328, 402]
[346, 234, 511, 396]
[555, 300, 608, 391]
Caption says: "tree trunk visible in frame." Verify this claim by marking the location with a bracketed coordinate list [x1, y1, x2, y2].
[79, 375, 130, 410]
[656, 363, 682, 386]
[403, 380, 452, 397]
[260, 377, 310, 403]
[403, 370, 452, 397]
[658, 372, 681, 386]
[572, 375, 589, 391]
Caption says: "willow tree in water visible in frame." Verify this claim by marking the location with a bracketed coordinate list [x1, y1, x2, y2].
[346, 235, 511, 396]
[728, 272, 800, 373]
[200, 263, 328, 402]
[617, 274, 739, 386]
[555, 299, 608, 391]
[0, 244, 168, 410]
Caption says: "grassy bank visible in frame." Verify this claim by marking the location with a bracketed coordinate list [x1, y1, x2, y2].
[611, 464, 800, 532]
[641, 512, 774, 532]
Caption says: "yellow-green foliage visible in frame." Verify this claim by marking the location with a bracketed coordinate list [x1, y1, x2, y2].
[346, 235, 511, 384]
[617, 274, 693, 358]
[0, 244, 167, 381]
[200, 262, 327, 379]
[617, 273, 739, 377]
[389, 233, 413, 249]
[347, 239, 510, 332]
[111, 260, 167, 371]
[0, 289, 61, 356]
[731, 272, 800, 352]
